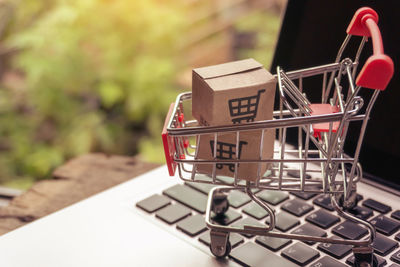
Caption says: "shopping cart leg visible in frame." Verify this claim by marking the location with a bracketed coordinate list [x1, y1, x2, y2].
[353, 246, 378, 267]
[210, 230, 231, 258]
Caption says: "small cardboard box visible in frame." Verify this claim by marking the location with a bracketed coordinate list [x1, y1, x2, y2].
[192, 58, 276, 126]
[195, 129, 275, 182]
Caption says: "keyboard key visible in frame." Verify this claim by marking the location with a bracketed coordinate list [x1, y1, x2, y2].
[396, 232, 400, 241]
[155, 204, 191, 224]
[306, 209, 340, 229]
[243, 202, 269, 220]
[231, 217, 265, 238]
[290, 223, 327, 245]
[163, 184, 208, 213]
[346, 254, 386, 267]
[266, 212, 300, 232]
[227, 190, 251, 208]
[199, 230, 244, 248]
[136, 194, 171, 213]
[309, 256, 347, 267]
[212, 209, 242, 225]
[255, 235, 292, 252]
[317, 239, 352, 259]
[230, 242, 298, 267]
[392, 210, 400, 221]
[372, 233, 399, 256]
[389, 263, 400, 267]
[349, 206, 374, 220]
[370, 215, 400, 236]
[290, 191, 317, 200]
[313, 194, 334, 211]
[391, 250, 400, 264]
[287, 170, 312, 179]
[256, 190, 289, 205]
[281, 242, 320, 266]
[176, 214, 207, 236]
[281, 199, 314, 217]
[332, 221, 368, 240]
[185, 181, 215, 195]
[363, 198, 392, 214]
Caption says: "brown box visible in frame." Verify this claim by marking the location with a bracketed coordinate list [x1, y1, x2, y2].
[192, 58, 276, 126]
[195, 129, 275, 182]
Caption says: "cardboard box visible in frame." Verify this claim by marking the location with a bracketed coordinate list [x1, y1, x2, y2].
[192, 58, 276, 126]
[195, 129, 275, 182]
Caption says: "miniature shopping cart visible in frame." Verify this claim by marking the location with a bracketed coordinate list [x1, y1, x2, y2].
[162, 7, 393, 267]
[229, 89, 265, 124]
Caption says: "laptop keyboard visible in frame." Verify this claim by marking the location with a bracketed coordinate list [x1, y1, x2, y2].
[136, 181, 400, 266]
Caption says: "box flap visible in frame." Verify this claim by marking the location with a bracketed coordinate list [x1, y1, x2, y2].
[193, 58, 263, 79]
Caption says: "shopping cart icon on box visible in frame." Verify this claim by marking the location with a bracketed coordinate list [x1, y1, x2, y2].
[228, 89, 265, 124]
[209, 140, 247, 172]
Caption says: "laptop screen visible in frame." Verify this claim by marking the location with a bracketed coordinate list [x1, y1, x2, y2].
[271, 0, 400, 190]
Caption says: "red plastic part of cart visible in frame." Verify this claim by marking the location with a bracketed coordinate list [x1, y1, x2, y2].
[347, 7, 394, 90]
[162, 103, 177, 176]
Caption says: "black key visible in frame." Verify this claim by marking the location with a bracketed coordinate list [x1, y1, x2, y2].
[346, 254, 386, 267]
[256, 235, 292, 252]
[313, 194, 334, 211]
[155, 204, 191, 224]
[227, 190, 251, 208]
[391, 250, 400, 264]
[212, 209, 242, 225]
[332, 221, 368, 240]
[231, 217, 265, 238]
[290, 223, 327, 245]
[309, 256, 348, 267]
[349, 206, 374, 220]
[317, 240, 352, 259]
[392, 210, 400, 221]
[242, 202, 269, 220]
[177, 214, 207, 236]
[306, 209, 340, 229]
[185, 181, 215, 195]
[370, 215, 400, 236]
[363, 198, 392, 214]
[281, 199, 314, 217]
[265, 212, 300, 232]
[372, 233, 399, 256]
[199, 230, 244, 248]
[281, 242, 320, 266]
[163, 184, 207, 213]
[287, 170, 312, 179]
[290, 191, 317, 200]
[136, 194, 170, 213]
[396, 232, 400, 241]
[230, 242, 298, 267]
[256, 190, 289, 205]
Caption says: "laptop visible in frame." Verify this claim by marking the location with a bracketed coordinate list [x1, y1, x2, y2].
[0, 1, 399, 267]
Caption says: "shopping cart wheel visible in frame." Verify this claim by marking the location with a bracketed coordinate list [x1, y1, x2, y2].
[209, 230, 231, 258]
[211, 192, 229, 216]
[353, 247, 378, 267]
[337, 190, 359, 210]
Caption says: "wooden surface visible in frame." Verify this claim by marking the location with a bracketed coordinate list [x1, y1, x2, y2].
[0, 153, 160, 236]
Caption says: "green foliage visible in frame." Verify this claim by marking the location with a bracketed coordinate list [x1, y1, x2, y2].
[0, 0, 185, 185]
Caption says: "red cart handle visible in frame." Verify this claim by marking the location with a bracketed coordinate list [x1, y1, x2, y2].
[162, 103, 177, 176]
[347, 7, 394, 90]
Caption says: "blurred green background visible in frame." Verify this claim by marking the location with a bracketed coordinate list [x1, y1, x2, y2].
[0, 0, 284, 189]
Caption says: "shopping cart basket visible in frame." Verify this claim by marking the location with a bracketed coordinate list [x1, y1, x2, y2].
[229, 89, 265, 124]
[162, 7, 393, 267]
